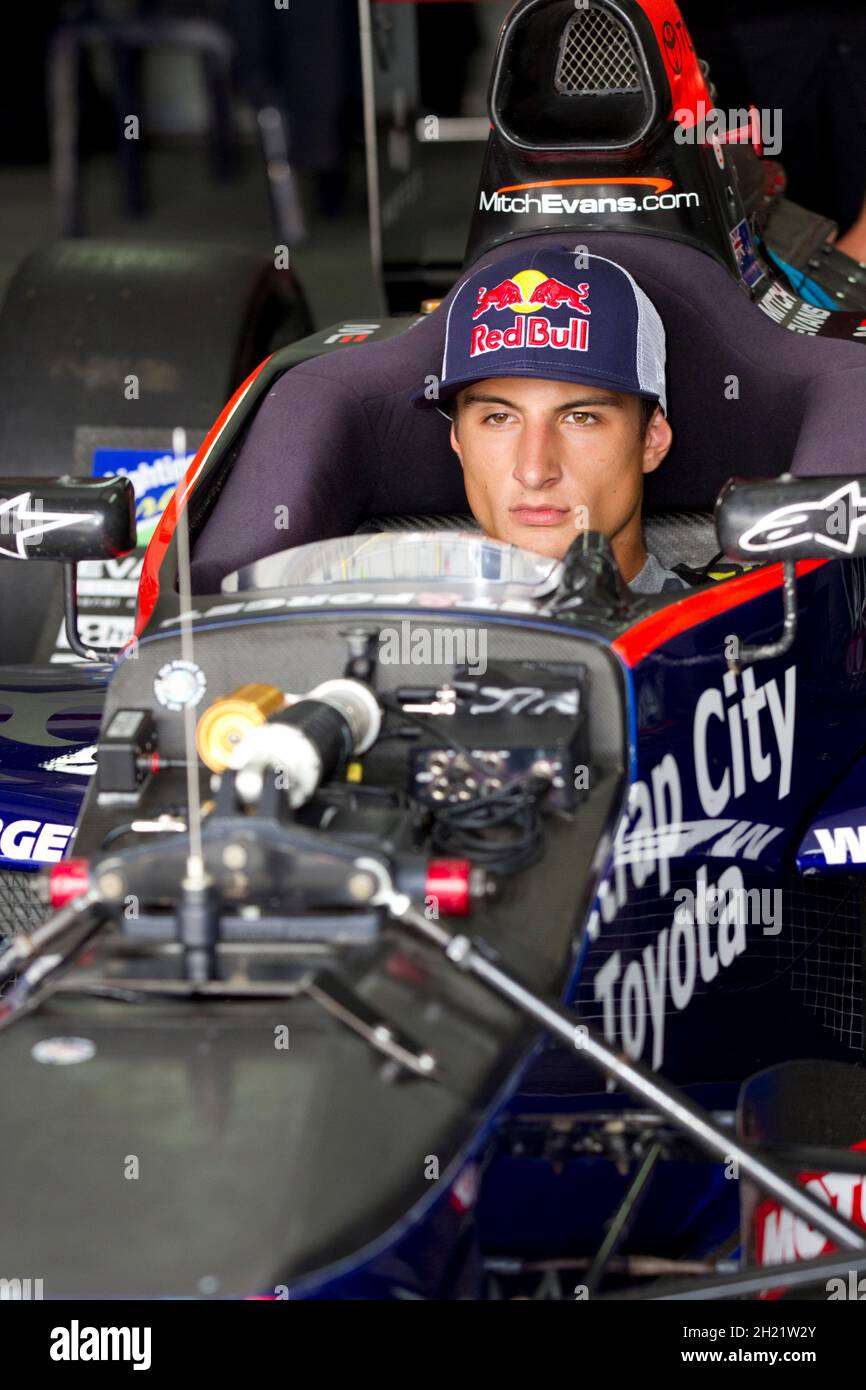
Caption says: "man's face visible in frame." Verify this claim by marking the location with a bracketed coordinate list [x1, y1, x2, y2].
[449, 376, 673, 562]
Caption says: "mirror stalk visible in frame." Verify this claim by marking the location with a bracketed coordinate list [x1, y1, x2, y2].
[729, 558, 798, 672]
[63, 563, 117, 662]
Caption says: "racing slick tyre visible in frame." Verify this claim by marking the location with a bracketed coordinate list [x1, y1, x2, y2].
[0, 241, 313, 665]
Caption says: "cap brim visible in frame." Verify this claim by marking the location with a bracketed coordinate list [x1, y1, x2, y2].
[411, 364, 664, 413]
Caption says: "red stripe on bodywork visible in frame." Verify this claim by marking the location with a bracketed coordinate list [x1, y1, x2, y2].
[135, 358, 271, 636]
[613, 560, 827, 668]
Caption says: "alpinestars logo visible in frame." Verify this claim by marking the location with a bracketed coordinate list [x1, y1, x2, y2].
[0, 492, 93, 560]
[738, 480, 866, 556]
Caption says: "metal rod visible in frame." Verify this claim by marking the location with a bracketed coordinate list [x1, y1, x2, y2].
[172, 427, 205, 883]
[47, 28, 82, 237]
[584, 1142, 662, 1296]
[357, 0, 386, 312]
[755, 1139, 866, 1176]
[602, 1247, 866, 1302]
[257, 106, 306, 249]
[732, 558, 798, 668]
[62, 564, 115, 662]
[0, 913, 108, 1027]
[0, 890, 100, 984]
[485, 1254, 731, 1278]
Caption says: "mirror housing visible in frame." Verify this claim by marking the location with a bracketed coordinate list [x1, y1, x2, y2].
[0, 475, 136, 564]
[716, 475, 866, 563]
[0, 476, 137, 662]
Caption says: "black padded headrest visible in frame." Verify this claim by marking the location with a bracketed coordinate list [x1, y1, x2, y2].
[191, 232, 866, 593]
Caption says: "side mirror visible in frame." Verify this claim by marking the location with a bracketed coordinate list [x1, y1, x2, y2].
[0, 476, 136, 661]
[716, 475, 866, 562]
[0, 476, 136, 563]
[714, 474, 866, 671]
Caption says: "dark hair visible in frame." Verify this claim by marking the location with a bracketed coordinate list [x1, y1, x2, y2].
[639, 396, 658, 436]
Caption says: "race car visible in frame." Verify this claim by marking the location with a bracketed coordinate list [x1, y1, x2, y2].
[1, 0, 866, 1299]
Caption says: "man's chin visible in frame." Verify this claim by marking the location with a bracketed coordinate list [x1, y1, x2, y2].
[489, 522, 573, 561]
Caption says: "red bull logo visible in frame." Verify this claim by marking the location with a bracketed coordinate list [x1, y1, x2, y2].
[473, 267, 591, 320]
[469, 267, 592, 358]
[470, 315, 589, 358]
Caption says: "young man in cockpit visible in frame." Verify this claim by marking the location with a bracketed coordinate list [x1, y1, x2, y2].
[413, 249, 687, 595]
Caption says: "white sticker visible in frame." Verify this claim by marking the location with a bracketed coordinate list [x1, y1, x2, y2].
[31, 1036, 96, 1066]
[153, 660, 207, 712]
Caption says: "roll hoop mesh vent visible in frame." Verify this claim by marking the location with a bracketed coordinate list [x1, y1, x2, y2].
[555, 6, 641, 96]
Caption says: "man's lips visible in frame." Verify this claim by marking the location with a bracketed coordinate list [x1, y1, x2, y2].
[509, 506, 570, 526]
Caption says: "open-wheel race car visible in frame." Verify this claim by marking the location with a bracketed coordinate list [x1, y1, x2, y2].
[2, 0, 866, 1300]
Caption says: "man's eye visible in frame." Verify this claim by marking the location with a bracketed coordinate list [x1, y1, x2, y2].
[564, 411, 597, 425]
[482, 412, 513, 425]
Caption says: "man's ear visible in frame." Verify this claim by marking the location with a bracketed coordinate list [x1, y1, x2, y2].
[450, 416, 464, 467]
[642, 408, 673, 476]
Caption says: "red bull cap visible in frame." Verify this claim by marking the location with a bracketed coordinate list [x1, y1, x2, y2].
[411, 249, 667, 415]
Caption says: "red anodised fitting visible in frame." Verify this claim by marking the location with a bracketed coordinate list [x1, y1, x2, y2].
[49, 859, 90, 908]
[425, 858, 473, 917]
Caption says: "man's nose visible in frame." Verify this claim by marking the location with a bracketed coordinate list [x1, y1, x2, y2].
[512, 421, 562, 490]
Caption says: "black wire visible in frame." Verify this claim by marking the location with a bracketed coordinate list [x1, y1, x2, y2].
[100, 805, 190, 849]
[101, 822, 140, 848]
[378, 693, 494, 779]
[379, 694, 550, 874]
[430, 774, 549, 874]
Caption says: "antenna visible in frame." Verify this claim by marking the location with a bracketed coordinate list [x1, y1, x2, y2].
[172, 426, 206, 886]
[170, 427, 219, 983]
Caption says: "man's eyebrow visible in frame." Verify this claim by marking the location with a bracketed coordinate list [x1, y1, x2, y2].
[460, 391, 625, 410]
